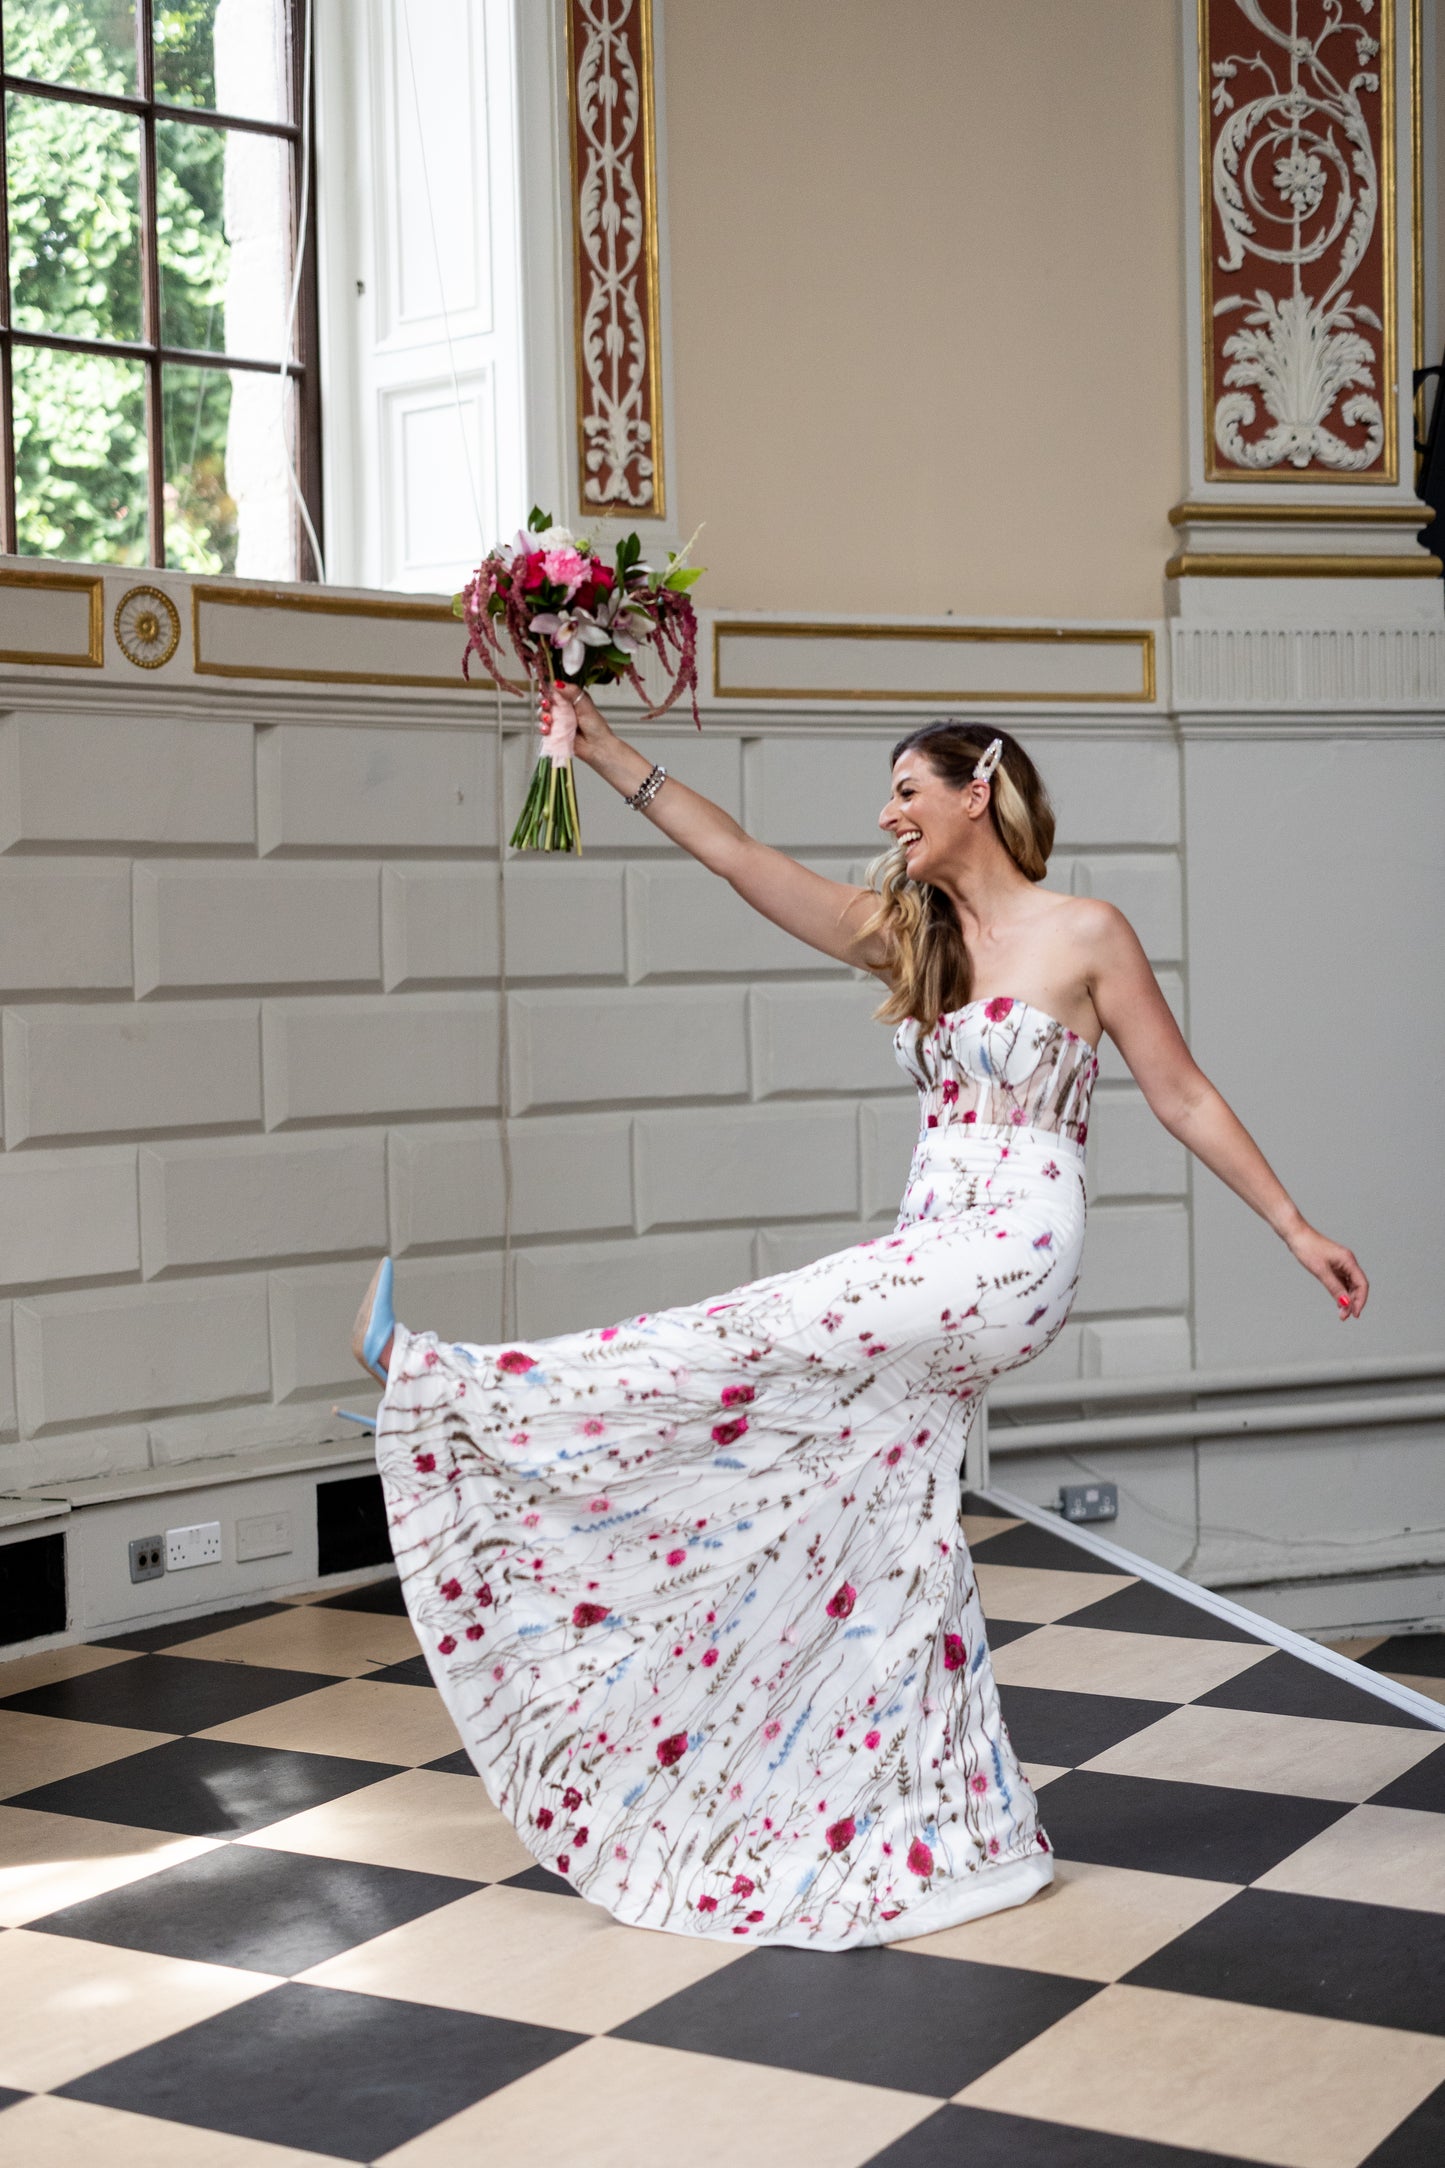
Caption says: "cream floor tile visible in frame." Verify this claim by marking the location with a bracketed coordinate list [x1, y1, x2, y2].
[992, 1622, 1272, 1703]
[1391, 1671, 1445, 1706]
[0, 2094, 341, 2168]
[1253, 1803, 1445, 1914]
[0, 1644, 140, 1697]
[0, 1804, 219, 1925]
[956, 1981, 1445, 2168]
[896, 1856, 1241, 1979]
[198, 1678, 460, 1765]
[961, 1513, 1021, 1546]
[1022, 1759, 1069, 1791]
[303, 1884, 748, 2033]
[1324, 1636, 1389, 1664]
[0, 1928, 277, 2092]
[168, 1604, 418, 1676]
[1082, 1702, 1443, 1804]
[0, 1710, 173, 1799]
[376, 2034, 937, 2168]
[238, 1767, 533, 1882]
[974, 1563, 1137, 1623]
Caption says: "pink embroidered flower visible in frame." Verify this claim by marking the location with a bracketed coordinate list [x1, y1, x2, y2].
[556, 1854, 570, 1874]
[465, 1623, 484, 1641]
[720, 1384, 755, 1407]
[907, 1838, 934, 1877]
[536, 1808, 553, 1829]
[497, 1349, 535, 1374]
[943, 1633, 966, 1671]
[573, 1826, 589, 1848]
[826, 1816, 856, 1852]
[886, 1444, 903, 1465]
[440, 1578, 462, 1602]
[657, 1732, 688, 1767]
[984, 997, 1013, 1021]
[988, 1836, 1000, 1854]
[581, 1418, 605, 1437]
[701, 1648, 719, 1667]
[588, 1498, 611, 1513]
[940, 1079, 959, 1104]
[826, 1582, 856, 1620]
[711, 1417, 749, 1447]
[970, 1772, 988, 1793]
[865, 1729, 881, 1749]
[961, 1109, 977, 1124]
[732, 1874, 755, 1896]
[1076, 1124, 1088, 1144]
[423, 1348, 439, 1367]
[666, 1548, 687, 1566]
[437, 1634, 456, 1655]
[571, 1602, 609, 1628]
[599, 1327, 618, 1341]
[763, 1720, 781, 1740]
[414, 1452, 436, 1474]
[1037, 1831, 1051, 1851]
[477, 1581, 493, 1606]
[562, 1786, 583, 1811]
[697, 1894, 718, 1912]
[1043, 1160, 1060, 1179]
[1010, 1107, 1025, 1124]
[746, 1909, 765, 1922]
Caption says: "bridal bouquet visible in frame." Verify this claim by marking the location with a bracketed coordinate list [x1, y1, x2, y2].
[456, 508, 704, 853]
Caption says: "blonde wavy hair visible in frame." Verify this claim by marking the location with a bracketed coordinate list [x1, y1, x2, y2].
[860, 721, 1056, 1029]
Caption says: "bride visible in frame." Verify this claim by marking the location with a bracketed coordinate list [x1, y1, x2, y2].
[351, 691, 1367, 1950]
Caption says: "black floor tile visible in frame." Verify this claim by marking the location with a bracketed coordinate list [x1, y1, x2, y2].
[975, 1617, 1041, 1650]
[1359, 2076, 1445, 2166]
[316, 1578, 409, 1615]
[369, 1654, 434, 1688]
[1037, 1769, 1349, 1882]
[60, 1981, 582, 2162]
[1126, 1886, 1445, 2034]
[862, 2102, 1266, 2168]
[1362, 1634, 1445, 1680]
[996, 1684, 1179, 1767]
[425, 1746, 479, 1777]
[0, 1654, 334, 1734]
[967, 1522, 1128, 1576]
[7, 1736, 400, 1838]
[1192, 1649, 1438, 1730]
[501, 1864, 582, 1900]
[32, 1839, 477, 1974]
[0, 2089, 28, 2114]
[97, 1601, 287, 1653]
[1367, 1743, 1445, 1813]
[1056, 1579, 1267, 1644]
[612, 1945, 1099, 2096]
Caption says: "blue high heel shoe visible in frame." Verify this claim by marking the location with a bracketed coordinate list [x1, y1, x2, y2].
[352, 1257, 395, 1383]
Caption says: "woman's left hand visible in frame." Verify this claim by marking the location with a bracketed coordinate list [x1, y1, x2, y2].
[1287, 1226, 1369, 1319]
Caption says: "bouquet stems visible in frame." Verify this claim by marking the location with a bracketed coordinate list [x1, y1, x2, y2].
[510, 749, 582, 854]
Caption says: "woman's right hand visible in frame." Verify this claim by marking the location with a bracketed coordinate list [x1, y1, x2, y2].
[543, 681, 612, 764]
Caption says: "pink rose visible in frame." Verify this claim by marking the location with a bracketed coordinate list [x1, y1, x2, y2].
[657, 1732, 688, 1767]
[497, 1349, 535, 1374]
[572, 1602, 609, 1628]
[943, 1633, 966, 1671]
[907, 1838, 934, 1877]
[984, 997, 1013, 1021]
[720, 1384, 755, 1407]
[864, 1729, 880, 1749]
[711, 1417, 749, 1446]
[826, 1816, 856, 1852]
[826, 1582, 856, 1620]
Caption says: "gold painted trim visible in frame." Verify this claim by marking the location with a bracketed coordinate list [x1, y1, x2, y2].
[1199, 0, 1399, 485]
[190, 584, 486, 689]
[114, 584, 182, 670]
[713, 621, 1157, 704]
[1166, 551, 1443, 577]
[1169, 500, 1432, 525]
[565, 0, 666, 522]
[0, 567, 104, 667]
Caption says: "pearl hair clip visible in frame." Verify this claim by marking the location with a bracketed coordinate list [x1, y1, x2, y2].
[972, 737, 1004, 783]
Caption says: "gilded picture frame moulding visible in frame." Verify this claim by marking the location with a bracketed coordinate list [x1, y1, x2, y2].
[190, 585, 492, 690]
[0, 566, 104, 668]
[712, 621, 1157, 706]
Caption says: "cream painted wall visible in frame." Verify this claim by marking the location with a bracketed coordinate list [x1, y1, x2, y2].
[661, 0, 1185, 620]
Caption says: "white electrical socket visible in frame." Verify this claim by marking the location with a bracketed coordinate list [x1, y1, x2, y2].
[236, 1510, 292, 1563]
[165, 1520, 223, 1571]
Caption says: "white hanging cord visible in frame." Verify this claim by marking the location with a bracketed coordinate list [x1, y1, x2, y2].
[280, 0, 327, 581]
[399, 0, 513, 1335]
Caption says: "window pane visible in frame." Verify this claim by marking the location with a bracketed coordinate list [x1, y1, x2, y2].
[3, 0, 138, 96]
[153, 0, 289, 123]
[7, 90, 142, 342]
[157, 120, 291, 359]
[164, 362, 296, 578]
[13, 343, 148, 563]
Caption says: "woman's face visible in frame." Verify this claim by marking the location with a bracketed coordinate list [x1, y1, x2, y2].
[879, 750, 982, 884]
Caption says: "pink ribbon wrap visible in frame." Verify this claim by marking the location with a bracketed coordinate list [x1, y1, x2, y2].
[541, 691, 578, 767]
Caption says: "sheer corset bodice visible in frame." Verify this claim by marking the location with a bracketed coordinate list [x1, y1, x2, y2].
[893, 997, 1098, 1149]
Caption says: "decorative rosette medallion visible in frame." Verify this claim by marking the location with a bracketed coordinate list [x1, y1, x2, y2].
[114, 585, 181, 670]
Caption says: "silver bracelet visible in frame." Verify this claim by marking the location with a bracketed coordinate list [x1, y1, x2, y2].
[625, 762, 668, 811]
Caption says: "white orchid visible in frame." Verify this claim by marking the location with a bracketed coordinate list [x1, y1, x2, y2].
[529, 608, 613, 675]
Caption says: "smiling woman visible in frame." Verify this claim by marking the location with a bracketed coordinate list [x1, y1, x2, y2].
[352, 685, 1369, 1953]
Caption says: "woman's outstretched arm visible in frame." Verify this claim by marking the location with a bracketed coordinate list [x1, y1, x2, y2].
[1082, 900, 1369, 1320]
[553, 683, 887, 970]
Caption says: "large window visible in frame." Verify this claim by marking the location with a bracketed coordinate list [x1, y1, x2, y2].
[0, 0, 320, 577]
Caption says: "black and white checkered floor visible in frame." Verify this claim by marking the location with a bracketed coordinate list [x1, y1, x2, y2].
[2, 1498, 1443, 2168]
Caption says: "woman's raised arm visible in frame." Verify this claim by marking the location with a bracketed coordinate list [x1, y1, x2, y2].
[554, 683, 887, 971]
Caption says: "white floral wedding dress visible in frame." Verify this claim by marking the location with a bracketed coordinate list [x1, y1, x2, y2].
[374, 996, 1097, 1948]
